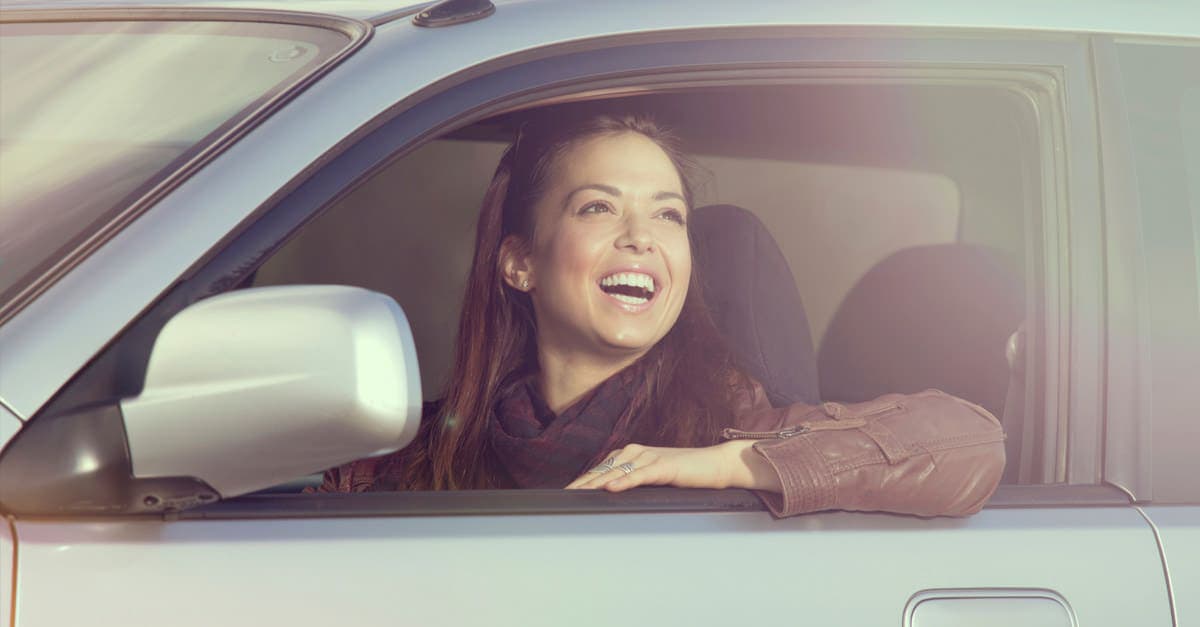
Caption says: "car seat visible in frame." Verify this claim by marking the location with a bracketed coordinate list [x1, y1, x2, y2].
[691, 204, 820, 407]
[818, 243, 1024, 423]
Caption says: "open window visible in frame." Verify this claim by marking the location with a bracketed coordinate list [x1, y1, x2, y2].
[254, 76, 1051, 488]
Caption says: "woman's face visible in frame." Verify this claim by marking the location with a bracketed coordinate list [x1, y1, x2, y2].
[511, 131, 691, 363]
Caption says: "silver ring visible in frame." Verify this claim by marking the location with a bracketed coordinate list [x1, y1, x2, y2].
[618, 462, 635, 475]
[588, 457, 617, 474]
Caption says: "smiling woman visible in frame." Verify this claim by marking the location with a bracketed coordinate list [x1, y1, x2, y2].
[313, 111, 1006, 517]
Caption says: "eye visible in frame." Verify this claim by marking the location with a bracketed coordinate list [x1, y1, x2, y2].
[659, 208, 686, 225]
[578, 201, 613, 216]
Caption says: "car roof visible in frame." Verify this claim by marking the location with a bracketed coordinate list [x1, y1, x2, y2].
[0, 0, 421, 21]
[1, 0, 1199, 39]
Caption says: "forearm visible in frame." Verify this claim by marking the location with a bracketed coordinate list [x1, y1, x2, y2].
[722, 440, 784, 492]
[731, 390, 1006, 517]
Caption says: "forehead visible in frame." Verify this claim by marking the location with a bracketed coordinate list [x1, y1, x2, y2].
[550, 132, 684, 194]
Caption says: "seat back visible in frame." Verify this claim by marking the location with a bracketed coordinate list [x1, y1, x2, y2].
[691, 204, 820, 406]
[818, 243, 1023, 418]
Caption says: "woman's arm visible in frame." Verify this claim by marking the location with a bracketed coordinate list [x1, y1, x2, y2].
[568, 388, 1006, 518]
[727, 389, 1006, 517]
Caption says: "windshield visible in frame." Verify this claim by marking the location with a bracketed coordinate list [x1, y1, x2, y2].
[0, 18, 351, 313]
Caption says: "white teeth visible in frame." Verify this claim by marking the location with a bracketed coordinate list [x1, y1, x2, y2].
[599, 272, 656, 292]
[611, 293, 649, 305]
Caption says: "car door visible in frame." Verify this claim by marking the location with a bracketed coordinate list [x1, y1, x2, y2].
[2, 3, 1185, 625]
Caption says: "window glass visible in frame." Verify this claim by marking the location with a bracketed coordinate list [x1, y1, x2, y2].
[1113, 41, 1200, 297]
[1183, 86, 1200, 292]
[0, 20, 350, 310]
[1113, 40, 1200, 502]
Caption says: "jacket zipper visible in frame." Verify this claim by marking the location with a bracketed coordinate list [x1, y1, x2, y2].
[721, 425, 810, 440]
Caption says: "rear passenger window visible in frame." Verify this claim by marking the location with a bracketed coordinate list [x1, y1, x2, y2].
[256, 78, 1048, 486]
[1112, 40, 1200, 502]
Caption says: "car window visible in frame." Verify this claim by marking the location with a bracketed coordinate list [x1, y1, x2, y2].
[1186, 85, 1200, 282]
[256, 80, 1044, 486]
[0, 19, 350, 313]
[1112, 39, 1200, 501]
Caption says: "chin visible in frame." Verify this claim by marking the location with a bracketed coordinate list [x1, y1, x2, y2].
[600, 329, 666, 354]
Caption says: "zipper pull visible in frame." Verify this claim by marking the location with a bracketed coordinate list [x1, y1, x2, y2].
[721, 425, 810, 440]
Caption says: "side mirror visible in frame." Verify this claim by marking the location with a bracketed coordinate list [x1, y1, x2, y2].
[0, 286, 421, 514]
[122, 285, 422, 498]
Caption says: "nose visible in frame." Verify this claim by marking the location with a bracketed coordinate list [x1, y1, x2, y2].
[614, 213, 654, 254]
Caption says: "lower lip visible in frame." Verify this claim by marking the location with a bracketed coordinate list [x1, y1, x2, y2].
[598, 285, 658, 313]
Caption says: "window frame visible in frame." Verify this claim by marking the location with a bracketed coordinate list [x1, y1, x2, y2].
[38, 27, 1111, 517]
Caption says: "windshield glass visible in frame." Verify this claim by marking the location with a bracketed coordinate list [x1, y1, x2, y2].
[0, 19, 350, 312]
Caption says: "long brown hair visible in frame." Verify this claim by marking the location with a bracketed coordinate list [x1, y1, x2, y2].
[402, 112, 740, 489]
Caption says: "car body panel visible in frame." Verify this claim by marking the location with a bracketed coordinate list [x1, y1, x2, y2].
[1, 0, 1199, 37]
[1143, 506, 1200, 626]
[11, 507, 1170, 626]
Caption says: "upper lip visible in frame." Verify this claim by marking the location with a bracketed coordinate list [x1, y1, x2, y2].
[596, 265, 664, 293]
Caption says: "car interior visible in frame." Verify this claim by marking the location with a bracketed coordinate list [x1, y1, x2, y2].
[253, 82, 1042, 485]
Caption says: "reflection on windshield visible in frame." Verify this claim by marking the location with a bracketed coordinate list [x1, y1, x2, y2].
[0, 20, 348, 311]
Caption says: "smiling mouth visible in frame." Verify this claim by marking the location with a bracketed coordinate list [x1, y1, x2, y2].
[598, 271, 658, 306]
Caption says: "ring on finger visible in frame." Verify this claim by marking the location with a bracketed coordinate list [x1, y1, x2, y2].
[588, 457, 617, 474]
[618, 462, 635, 475]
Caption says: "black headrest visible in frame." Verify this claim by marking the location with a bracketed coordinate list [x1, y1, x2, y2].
[691, 204, 820, 407]
[818, 243, 1023, 417]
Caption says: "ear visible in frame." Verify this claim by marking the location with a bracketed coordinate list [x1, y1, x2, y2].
[499, 235, 534, 291]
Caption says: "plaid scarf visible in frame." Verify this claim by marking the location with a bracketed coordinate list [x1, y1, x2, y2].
[488, 367, 640, 488]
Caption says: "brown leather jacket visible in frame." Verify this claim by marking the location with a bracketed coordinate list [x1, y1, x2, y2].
[316, 383, 1006, 518]
[725, 382, 1006, 518]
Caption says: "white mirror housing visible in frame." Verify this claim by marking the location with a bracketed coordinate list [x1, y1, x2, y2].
[119, 285, 422, 499]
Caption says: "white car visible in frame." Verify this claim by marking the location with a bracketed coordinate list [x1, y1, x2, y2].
[0, 1, 1197, 625]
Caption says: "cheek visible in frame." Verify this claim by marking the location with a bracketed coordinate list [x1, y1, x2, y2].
[537, 225, 603, 284]
[666, 230, 693, 284]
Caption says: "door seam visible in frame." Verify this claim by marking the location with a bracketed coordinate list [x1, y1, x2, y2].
[1134, 505, 1178, 627]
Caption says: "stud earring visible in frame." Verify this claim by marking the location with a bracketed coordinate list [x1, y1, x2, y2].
[521, 279, 529, 290]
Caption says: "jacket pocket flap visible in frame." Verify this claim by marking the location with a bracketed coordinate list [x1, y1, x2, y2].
[859, 420, 912, 464]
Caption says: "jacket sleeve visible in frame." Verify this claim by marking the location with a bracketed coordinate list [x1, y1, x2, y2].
[727, 385, 1006, 518]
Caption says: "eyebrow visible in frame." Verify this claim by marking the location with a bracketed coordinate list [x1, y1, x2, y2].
[563, 184, 686, 208]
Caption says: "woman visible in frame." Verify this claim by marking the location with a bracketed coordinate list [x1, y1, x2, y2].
[317, 112, 1006, 517]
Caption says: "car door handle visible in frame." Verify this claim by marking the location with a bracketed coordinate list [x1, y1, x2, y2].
[905, 588, 1077, 627]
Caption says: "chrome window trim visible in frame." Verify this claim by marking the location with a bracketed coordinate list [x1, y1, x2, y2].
[0, 8, 373, 325]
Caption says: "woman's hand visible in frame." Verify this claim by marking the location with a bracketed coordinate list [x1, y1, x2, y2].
[563, 441, 784, 492]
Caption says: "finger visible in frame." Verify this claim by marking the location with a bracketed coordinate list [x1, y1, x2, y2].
[564, 450, 628, 490]
[565, 465, 611, 489]
[574, 449, 657, 490]
[604, 459, 672, 492]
